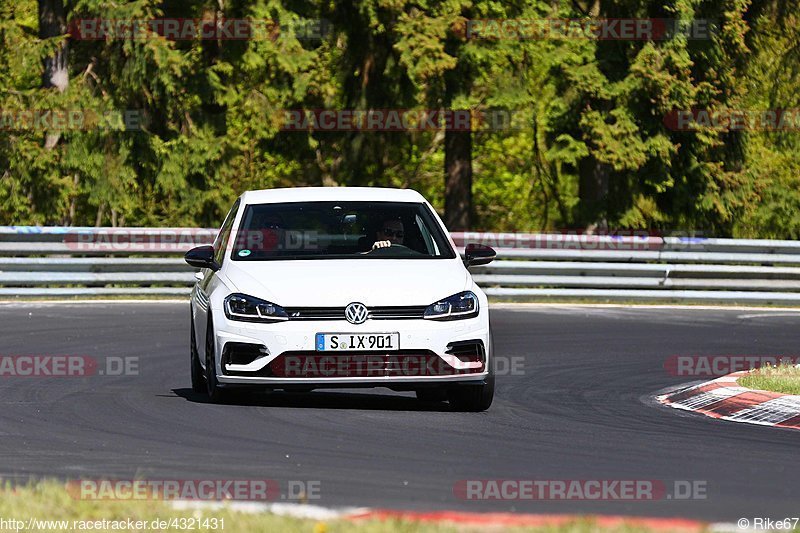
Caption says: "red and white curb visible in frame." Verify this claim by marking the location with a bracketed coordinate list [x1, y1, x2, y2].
[657, 371, 800, 430]
[171, 500, 720, 531]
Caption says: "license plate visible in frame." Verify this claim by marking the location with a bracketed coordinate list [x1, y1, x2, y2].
[315, 333, 400, 351]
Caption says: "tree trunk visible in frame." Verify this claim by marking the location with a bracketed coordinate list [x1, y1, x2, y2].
[444, 125, 472, 230]
[443, 42, 472, 231]
[38, 0, 68, 149]
[578, 155, 610, 231]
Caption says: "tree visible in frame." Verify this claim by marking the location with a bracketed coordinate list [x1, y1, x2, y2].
[395, 1, 551, 230]
[544, 0, 750, 232]
[38, 0, 68, 149]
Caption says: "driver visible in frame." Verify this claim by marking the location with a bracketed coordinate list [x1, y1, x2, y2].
[372, 218, 405, 250]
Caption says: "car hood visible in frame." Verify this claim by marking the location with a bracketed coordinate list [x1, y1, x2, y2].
[222, 259, 470, 307]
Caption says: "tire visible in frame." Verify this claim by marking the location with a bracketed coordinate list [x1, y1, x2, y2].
[204, 314, 229, 403]
[447, 333, 495, 412]
[448, 339, 495, 412]
[415, 388, 448, 402]
[190, 309, 205, 393]
[447, 373, 494, 412]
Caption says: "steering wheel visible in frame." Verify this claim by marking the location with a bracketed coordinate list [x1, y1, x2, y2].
[367, 244, 423, 257]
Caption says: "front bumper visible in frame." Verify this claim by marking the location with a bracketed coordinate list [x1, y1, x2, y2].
[211, 311, 491, 387]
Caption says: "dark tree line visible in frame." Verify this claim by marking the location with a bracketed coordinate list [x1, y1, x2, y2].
[1, 0, 799, 237]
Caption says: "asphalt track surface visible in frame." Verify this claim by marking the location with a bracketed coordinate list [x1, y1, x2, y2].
[0, 302, 797, 522]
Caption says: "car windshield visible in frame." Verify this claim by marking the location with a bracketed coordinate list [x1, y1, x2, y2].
[230, 201, 456, 260]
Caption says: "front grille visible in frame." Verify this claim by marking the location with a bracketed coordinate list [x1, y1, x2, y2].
[369, 306, 427, 319]
[268, 350, 481, 378]
[284, 305, 426, 321]
[285, 307, 346, 320]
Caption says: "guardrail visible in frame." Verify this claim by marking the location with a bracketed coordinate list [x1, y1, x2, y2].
[2, 226, 800, 304]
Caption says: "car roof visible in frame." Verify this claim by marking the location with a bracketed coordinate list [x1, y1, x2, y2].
[240, 187, 427, 205]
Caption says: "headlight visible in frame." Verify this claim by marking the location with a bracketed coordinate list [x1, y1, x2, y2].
[224, 293, 288, 323]
[424, 291, 479, 321]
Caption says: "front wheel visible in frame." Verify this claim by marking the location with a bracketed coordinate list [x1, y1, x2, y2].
[448, 373, 494, 412]
[190, 309, 205, 393]
[205, 314, 229, 403]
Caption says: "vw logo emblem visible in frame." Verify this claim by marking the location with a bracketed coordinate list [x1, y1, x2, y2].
[344, 302, 368, 324]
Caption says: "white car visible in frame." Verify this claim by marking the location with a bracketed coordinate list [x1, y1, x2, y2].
[185, 187, 496, 411]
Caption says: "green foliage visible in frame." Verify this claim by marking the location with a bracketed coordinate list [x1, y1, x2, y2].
[731, 9, 800, 238]
[0, 0, 798, 237]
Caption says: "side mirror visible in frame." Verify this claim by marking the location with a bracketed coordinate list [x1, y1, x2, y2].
[185, 245, 219, 271]
[464, 243, 496, 267]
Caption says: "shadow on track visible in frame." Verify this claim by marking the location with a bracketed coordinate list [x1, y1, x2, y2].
[171, 388, 455, 412]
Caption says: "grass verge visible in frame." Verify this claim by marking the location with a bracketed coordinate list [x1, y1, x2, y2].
[738, 363, 800, 395]
[0, 481, 705, 532]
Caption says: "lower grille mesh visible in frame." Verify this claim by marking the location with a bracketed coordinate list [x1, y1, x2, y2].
[269, 351, 480, 378]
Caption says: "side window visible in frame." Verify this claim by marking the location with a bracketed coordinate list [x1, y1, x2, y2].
[213, 199, 240, 266]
